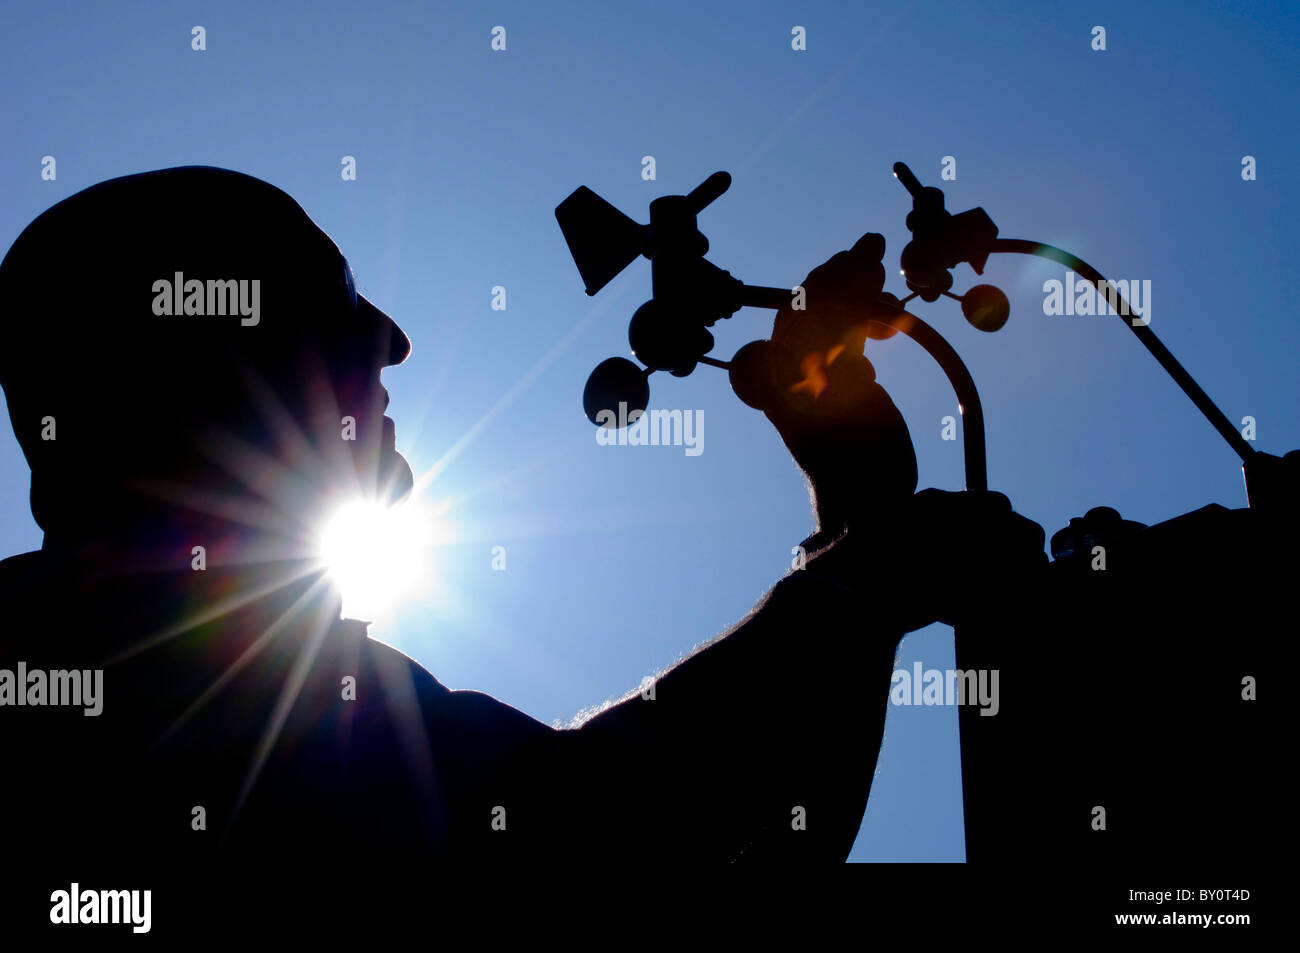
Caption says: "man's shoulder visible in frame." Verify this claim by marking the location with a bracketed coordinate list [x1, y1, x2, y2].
[348, 626, 554, 747]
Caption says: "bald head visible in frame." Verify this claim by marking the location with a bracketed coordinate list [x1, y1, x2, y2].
[0, 167, 412, 544]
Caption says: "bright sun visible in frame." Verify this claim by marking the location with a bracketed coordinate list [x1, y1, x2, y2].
[317, 498, 446, 623]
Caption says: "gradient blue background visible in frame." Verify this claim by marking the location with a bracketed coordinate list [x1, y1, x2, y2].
[1, 1, 1295, 860]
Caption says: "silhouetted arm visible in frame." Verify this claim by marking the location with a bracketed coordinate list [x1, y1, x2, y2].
[596, 558, 891, 860]
[493, 532, 900, 863]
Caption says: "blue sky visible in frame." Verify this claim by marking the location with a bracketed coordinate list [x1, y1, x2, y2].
[1, 0, 1295, 860]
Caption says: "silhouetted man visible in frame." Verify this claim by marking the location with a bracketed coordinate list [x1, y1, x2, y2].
[0, 168, 1045, 880]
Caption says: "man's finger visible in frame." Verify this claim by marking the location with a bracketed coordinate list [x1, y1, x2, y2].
[799, 250, 856, 296]
[849, 232, 886, 262]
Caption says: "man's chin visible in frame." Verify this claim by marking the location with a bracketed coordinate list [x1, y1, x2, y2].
[381, 450, 415, 506]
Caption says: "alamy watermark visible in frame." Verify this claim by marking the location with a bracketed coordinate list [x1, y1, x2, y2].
[890, 663, 999, 716]
[50, 883, 151, 933]
[595, 402, 704, 457]
[151, 273, 260, 326]
[0, 662, 103, 716]
[1042, 270, 1151, 326]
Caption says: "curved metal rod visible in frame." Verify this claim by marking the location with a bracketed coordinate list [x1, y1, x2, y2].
[870, 306, 988, 494]
[991, 238, 1255, 464]
[737, 284, 988, 492]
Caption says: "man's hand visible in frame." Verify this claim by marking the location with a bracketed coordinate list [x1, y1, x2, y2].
[750, 233, 1047, 630]
[751, 232, 918, 536]
[807, 489, 1048, 631]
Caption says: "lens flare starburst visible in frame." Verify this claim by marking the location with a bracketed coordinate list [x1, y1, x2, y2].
[317, 497, 446, 623]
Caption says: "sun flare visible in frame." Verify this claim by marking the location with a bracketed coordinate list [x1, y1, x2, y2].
[316, 498, 447, 623]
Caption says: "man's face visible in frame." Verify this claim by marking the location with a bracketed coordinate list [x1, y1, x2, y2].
[291, 253, 414, 511]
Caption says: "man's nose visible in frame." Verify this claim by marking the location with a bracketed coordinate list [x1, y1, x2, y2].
[358, 294, 411, 366]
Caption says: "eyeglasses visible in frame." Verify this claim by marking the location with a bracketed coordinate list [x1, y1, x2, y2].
[341, 258, 358, 311]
